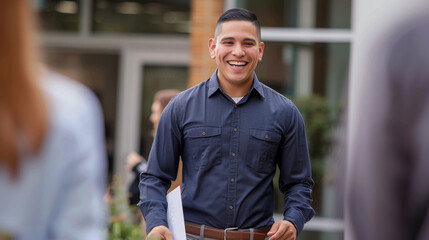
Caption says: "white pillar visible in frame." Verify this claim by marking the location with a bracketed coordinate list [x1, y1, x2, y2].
[295, 0, 316, 96]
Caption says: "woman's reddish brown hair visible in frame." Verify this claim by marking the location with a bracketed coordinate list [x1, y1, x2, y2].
[0, 0, 48, 178]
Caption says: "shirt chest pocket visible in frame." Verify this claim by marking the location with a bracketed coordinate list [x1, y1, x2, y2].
[245, 129, 281, 174]
[185, 126, 222, 171]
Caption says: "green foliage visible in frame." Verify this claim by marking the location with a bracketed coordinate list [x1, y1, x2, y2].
[109, 221, 143, 240]
[292, 95, 331, 160]
[108, 175, 145, 240]
[293, 95, 331, 179]
[292, 95, 332, 212]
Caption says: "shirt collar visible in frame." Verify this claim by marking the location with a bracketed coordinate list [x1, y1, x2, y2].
[208, 69, 265, 99]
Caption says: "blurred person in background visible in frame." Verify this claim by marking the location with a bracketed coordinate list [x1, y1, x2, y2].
[125, 89, 182, 207]
[346, 8, 429, 240]
[0, 1, 107, 239]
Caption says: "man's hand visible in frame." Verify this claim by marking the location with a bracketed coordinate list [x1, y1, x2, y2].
[146, 225, 172, 240]
[266, 220, 297, 240]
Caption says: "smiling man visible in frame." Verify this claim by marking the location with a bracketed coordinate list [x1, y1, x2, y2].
[138, 8, 314, 240]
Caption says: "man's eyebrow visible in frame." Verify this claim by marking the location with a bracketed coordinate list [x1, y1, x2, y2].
[243, 38, 257, 43]
[220, 37, 235, 41]
[220, 37, 257, 43]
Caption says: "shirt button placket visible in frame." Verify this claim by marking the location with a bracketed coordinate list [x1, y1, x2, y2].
[227, 103, 239, 225]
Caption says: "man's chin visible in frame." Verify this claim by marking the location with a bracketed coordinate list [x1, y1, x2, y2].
[228, 74, 252, 84]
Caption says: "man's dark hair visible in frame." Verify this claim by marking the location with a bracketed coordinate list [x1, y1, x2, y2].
[215, 8, 261, 41]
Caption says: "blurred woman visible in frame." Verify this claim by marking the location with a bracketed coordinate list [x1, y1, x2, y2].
[126, 89, 181, 206]
[0, 1, 107, 239]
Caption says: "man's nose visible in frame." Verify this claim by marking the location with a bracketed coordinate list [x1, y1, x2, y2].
[232, 44, 245, 57]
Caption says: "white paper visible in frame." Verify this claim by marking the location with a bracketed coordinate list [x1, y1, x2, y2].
[166, 186, 187, 240]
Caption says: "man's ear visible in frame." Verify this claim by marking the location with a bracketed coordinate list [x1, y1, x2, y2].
[258, 41, 265, 62]
[208, 38, 216, 59]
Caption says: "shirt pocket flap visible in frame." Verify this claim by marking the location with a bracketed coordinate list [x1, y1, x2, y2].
[250, 129, 281, 143]
[186, 126, 221, 138]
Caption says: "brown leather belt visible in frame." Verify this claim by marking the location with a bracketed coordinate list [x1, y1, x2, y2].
[185, 222, 270, 240]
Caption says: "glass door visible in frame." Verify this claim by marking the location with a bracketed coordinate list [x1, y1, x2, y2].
[115, 48, 189, 181]
[139, 65, 188, 158]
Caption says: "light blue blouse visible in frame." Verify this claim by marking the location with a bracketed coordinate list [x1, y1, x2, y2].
[0, 71, 107, 240]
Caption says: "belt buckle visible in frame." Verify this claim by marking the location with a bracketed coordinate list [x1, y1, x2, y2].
[224, 227, 238, 240]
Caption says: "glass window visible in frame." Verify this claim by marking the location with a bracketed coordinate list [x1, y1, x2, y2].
[139, 66, 188, 158]
[256, 42, 350, 108]
[36, 0, 80, 32]
[42, 48, 119, 180]
[237, 0, 351, 29]
[93, 0, 191, 34]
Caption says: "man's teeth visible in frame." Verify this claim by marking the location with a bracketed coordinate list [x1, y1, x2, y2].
[228, 61, 246, 66]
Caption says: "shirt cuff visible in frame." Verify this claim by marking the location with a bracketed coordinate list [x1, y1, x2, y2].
[283, 208, 306, 235]
[137, 202, 168, 233]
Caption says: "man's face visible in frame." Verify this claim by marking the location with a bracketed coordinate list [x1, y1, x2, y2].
[209, 20, 264, 88]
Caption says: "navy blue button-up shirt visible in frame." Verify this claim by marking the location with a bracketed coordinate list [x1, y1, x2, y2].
[138, 70, 314, 235]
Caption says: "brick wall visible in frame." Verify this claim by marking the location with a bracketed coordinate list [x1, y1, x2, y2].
[188, 0, 224, 87]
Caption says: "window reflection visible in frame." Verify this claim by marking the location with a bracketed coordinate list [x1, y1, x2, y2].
[93, 0, 190, 34]
[37, 0, 80, 32]
[256, 42, 349, 106]
[237, 0, 351, 29]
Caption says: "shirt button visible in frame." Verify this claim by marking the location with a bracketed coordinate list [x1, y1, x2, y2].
[202, 131, 206, 136]
[233, 128, 237, 132]
[231, 153, 236, 157]
[265, 134, 269, 139]
[234, 105, 238, 109]
[230, 178, 235, 182]
[229, 205, 234, 210]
